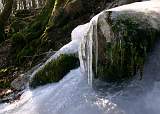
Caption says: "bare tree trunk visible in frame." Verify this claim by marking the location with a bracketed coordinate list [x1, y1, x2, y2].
[13, 0, 17, 11]
[0, 0, 13, 43]
[28, 0, 32, 9]
[38, 0, 43, 7]
[22, 0, 27, 9]
[32, 0, 37, 8]
[1, 0, 5, 5]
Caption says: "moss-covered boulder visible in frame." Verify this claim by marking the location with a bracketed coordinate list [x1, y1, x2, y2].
[80, 1, 160, 82]
[29, 54, 79, 88]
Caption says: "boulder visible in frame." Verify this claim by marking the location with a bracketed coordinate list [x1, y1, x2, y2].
[79, 1, 160, 82]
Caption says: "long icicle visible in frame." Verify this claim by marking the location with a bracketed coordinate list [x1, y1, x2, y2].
[87, 14, 99, 87]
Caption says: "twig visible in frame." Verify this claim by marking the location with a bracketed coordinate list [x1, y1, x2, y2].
[23, 51, 57, 58]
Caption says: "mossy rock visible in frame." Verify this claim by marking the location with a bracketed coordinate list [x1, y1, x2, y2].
[97, 12, 159, 81]
[80, 2, 160, 82]
[29, 54, 79, 89]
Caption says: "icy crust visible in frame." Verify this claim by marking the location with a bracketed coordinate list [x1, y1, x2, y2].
[2, 38, 160, 114]
[108, 1, 160, 30]
[108, 1, 160, 13]
[0, 68, 123, 114]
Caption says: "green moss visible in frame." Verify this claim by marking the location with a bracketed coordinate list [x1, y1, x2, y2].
[25, 0, 55, 34]
[0, 67, 18, 89]
[11, 32, 37, 64]
[11, 32, 26, 58]
[0, 79, 11, 89]
[11, 0, 56, 65]
[97, 13, 159, 81]
[16, 46, 34, 64]
[12, 32, 25, 45]
[29, 54, 79, 89]
[10, 19, 27, 33]
[47, 0, 68, 28]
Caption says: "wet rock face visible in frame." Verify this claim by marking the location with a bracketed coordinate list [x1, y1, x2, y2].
[80, 1, 160, 82]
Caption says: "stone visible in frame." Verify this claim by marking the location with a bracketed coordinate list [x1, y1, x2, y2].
[79, 1, 160, 82]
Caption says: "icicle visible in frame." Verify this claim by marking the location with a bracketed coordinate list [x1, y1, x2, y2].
[79, 13, 100, 87]
[87, 14, 100, 86]
[87, 24, 93, 86]
[93, 17, 99, 76]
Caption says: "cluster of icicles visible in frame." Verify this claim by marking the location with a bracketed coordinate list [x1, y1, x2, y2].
[79, 13, 100, 87]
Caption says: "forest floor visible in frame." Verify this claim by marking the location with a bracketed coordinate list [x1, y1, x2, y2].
[0, 39, 24, 103]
